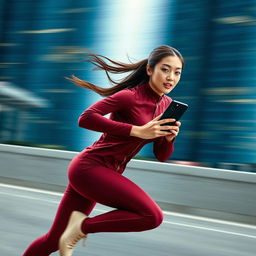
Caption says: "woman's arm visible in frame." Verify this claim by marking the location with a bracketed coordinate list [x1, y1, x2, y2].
[153, 121, 181, 162]
[78, 90, 133, 136]
[153, 137, 175, 162]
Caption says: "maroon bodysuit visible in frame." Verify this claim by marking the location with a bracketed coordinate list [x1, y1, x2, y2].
[22, 82, 175, 256]
[78, 81, 174, 172]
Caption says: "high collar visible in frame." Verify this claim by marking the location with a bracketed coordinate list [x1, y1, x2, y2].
[144, 82, 163, 102]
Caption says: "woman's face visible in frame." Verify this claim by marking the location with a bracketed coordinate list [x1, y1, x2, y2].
[146, 55, 182, 96]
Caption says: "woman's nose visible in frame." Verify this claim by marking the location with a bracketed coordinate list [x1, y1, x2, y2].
[167, 73, 174, 81]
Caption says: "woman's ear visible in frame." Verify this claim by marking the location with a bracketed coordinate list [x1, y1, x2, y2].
[146, 64, 153, 76]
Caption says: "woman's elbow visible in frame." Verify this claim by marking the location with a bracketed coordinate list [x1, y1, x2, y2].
[154, 151, 167, 162]
[154, 149, 174, 162]
[156, 155, 168, 162]
[78, 112, 90, 127]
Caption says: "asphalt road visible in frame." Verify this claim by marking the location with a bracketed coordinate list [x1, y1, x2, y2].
[1, 183, 255, 256]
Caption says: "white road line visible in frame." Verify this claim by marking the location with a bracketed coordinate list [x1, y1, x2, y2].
[1, 189, 255, 238]
[0, 191, 60, 204]
[0, 183, 63, 196]
[1, 182, 256, 235]
[163, 211, 256, 230]
[166, 221, 256, 239]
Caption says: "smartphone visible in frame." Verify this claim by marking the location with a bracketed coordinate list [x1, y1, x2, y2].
[159, 100, 188, 126]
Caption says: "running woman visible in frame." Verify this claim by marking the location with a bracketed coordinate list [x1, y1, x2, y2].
[22, 45, 184, 256]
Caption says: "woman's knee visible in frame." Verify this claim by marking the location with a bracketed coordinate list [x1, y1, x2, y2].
[144, 206, 164, 230]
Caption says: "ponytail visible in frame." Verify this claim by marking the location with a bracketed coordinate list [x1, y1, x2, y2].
[66, 53, 149, 97]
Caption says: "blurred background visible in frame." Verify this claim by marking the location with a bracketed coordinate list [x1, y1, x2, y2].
[0, 0, 255, 172]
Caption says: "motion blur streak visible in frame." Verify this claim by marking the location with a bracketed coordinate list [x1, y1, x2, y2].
[0, 0, 255, 172]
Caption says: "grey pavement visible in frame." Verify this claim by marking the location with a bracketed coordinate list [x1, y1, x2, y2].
[1, 183, 255, 256]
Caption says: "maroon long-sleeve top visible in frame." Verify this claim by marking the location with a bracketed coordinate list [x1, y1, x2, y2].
[78, 82, 175, 173]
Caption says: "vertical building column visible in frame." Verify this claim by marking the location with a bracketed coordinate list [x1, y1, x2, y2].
[169, 0, 214, 161]
[196, 0, 256, 165]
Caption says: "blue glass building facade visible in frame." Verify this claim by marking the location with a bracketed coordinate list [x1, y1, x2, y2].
[0, 0, 255, 168]
[170, 0, 256, 165]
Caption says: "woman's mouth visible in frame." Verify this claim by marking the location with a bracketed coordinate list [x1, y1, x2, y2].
[163, 83, 172, 89]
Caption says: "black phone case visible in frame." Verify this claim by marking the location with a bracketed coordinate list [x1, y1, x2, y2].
[159, 100, 188, 126]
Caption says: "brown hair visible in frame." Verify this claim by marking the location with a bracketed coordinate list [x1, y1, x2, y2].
[66, 45, 184, 97]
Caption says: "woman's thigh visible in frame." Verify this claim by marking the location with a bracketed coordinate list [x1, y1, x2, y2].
[68, 161, 161, 216]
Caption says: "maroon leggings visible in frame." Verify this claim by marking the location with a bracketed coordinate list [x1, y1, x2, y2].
[22, 154, 163, 255]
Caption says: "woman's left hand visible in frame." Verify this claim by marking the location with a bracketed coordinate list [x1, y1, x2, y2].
[164, 121, 181, 142]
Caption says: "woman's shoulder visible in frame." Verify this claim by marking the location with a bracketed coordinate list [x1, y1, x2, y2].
[110, 87, 136, 103]
[113, 87, 136, 97]
[108, 87, 136, 109]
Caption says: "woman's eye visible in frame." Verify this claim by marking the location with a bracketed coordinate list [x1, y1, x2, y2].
[161, 68, 169, 73]
[176, 71, 181, 75]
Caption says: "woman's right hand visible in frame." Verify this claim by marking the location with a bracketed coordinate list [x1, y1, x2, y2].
[130, 114, 176, 139]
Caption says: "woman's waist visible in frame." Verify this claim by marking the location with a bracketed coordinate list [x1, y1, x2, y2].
[78, 150, 129, 166]
[83, 138, 144, 156]
[79, 141, 145, 170]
